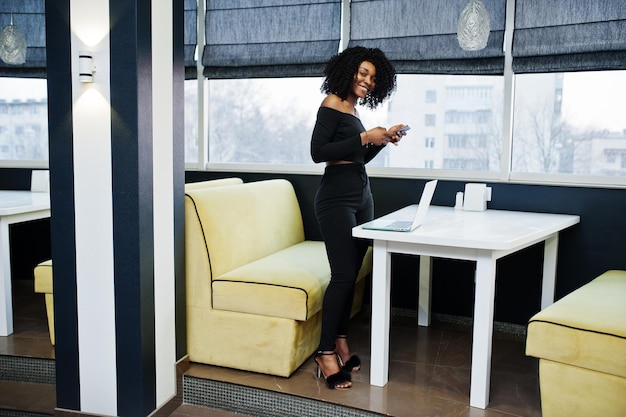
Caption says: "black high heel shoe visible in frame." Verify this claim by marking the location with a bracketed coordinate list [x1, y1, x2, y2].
[336, 335, 361, 372]
[314, 351, 352, 389]
[338, 354, 361, 373]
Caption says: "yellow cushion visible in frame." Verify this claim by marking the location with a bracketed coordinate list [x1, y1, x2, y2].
[538, 359, 626, 417]
[526, 270, 626, 379]
[34, 259, 53, 294]
[213, 241, 330, 321]
[214, 242, 372, 321]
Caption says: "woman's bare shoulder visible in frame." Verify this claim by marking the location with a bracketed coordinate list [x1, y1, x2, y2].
[321, 94, 350, 114]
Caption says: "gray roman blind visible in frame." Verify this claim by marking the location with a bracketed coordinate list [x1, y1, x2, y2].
[512, 0, 626, 73]
[0, 0, 46, 77]
[184, 0, 197, 78]
[1, 0, 196, 78]
[349, 0, 506, 75]
[202, 0, 342, 78]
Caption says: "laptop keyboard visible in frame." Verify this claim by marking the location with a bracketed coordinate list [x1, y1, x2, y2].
[386, 220, 413, 229]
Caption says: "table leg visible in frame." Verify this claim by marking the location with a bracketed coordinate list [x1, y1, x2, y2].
[541, 234, 559, 309]
[370, 239, 392, 387]
[469, 252, 497, 409]
[418, 255, 432, 326]
[0, 218, 14, 336]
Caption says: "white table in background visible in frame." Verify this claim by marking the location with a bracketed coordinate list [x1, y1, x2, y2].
[0, 191, 51, 336]
[352, 205, 580, 409]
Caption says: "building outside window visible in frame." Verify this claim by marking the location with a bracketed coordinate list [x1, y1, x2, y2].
[0, 78, 48, 161]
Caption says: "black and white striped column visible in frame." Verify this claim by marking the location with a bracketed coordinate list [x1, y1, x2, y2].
[45, 1, 185, 415]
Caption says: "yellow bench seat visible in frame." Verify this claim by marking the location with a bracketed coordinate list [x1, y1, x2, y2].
[526, 270, 626, 417]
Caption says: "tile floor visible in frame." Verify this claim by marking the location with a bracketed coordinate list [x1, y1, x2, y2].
[1, 279, 542, 417]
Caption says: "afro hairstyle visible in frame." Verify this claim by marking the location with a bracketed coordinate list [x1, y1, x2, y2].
[321, 46, 397, 110]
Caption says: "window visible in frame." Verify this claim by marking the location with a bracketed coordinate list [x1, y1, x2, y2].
[448, 135, 488, 148]
[197, 75, 503, 171]
[445, 111, 492, 125]
[512, 71, 626, 177]
[443, 158, 489, 170]
[205, 78, 324, 165]
[0, 78, 48, 162]
[606, 150, 617, 164]
[188, 0, 626, 185]
[184, 80, 201, 165]
[1, 0, 622, 186]
[196, 69, 625, 181]
[201, 74, 504, 172]
[21, 63, 617, 185]
[446, 86, 492, 101]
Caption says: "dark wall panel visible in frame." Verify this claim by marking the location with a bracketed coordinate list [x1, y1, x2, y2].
[4, 167, 623, 326]
[0, 168, 33, 190]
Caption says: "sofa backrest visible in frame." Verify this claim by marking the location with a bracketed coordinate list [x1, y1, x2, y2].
[185, 178, 244, 308]
[185, 179, 305, 281]
[184, 177, 243, 191]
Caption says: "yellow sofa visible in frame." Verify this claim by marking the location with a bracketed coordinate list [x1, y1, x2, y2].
[33, 177, 246, 346]
[34, 259, 54, 344]
[185, 178, 371, 377]
[525, 270, 626, 417]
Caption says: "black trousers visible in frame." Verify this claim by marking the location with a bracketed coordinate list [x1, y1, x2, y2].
[314, 163, 373, 351]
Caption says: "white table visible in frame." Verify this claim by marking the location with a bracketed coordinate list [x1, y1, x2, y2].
[0, 191, 51, 336]
[353, 205, 580, 409]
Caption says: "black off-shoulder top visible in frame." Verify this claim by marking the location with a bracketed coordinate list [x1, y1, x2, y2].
[310, 107, 384, 164]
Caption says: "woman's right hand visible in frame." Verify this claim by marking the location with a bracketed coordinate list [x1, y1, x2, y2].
[362, 127, 394, 146]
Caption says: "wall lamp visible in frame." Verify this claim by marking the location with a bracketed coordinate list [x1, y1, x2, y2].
[79, 52, 96, 83]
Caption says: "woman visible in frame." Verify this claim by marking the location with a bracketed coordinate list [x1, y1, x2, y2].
[310, 46, 407, 389]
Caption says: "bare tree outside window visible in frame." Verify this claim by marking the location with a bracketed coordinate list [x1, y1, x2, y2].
[513, 72, 626, 176]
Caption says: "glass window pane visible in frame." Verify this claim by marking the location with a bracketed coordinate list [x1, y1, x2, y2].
[360, 74, 504, 171]
[0, 78, 48, 161]
[207, 78, 324, 165]
[206, 74, 504, 171]
[512, 71, 626, 176]
[184, 80, 201, 164]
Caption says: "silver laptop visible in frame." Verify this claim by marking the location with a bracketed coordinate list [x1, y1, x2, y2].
[362, 180, 437, 232]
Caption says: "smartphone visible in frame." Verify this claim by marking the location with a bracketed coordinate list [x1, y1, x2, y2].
[397, 125, 411, 132]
